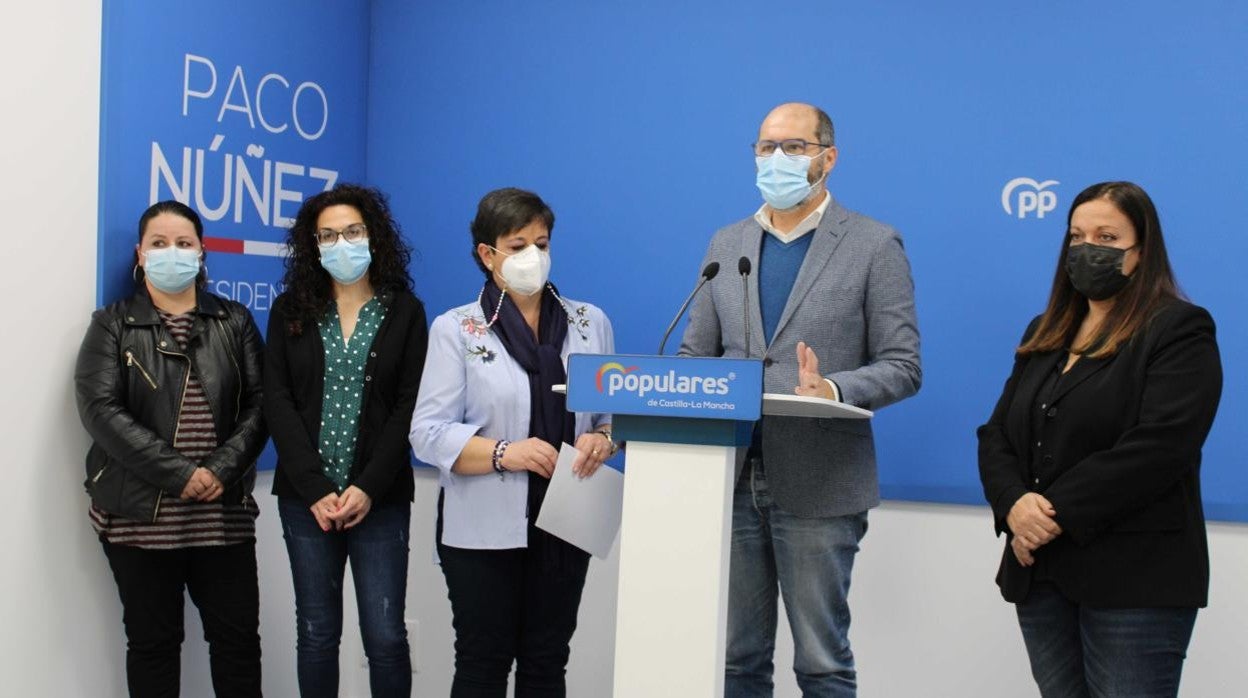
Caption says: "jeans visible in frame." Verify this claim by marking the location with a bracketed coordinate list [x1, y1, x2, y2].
[1016, 581, 1198, 698]
[725, 459, 868, 698]
[437, 523, 590, 698]
[101, 539, 262, 698]
[278, 498, 411, 698]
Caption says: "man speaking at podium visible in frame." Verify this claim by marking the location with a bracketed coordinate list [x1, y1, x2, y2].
[679, 102, 921, 697]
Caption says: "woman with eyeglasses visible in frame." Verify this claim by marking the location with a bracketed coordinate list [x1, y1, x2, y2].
[409, 187, 616, 697]
[265, 183, 428, 698]
[978, 181, 1222, 697]
[76, 200, 266, 696]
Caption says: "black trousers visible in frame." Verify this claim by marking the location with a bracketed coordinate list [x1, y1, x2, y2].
[102, 539, 262, 698]
[438, 528, 590, 698]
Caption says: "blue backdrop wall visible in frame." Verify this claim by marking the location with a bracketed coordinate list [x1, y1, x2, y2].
[364, 2, 1247, 519]
[99, 0, 370, 308]
[98, 0, 371, 469]
[96, 2, 1245, 517]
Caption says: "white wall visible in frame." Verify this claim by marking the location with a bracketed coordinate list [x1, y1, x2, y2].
[0, 1, 119, 695]
[848, 504, 1248, 697]
[4, 3, 1245, 696]
[287, 486, 1248, 698]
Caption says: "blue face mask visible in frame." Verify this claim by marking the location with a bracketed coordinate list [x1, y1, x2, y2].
[143, 247, 201, 293]
[319, 239, 371, 284]
[755, 151, 826, 210]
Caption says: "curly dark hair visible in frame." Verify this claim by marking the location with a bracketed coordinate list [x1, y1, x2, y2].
[280, 183, 414, 335]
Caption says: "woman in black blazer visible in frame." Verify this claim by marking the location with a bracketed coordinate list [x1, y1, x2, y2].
[978, 181, 1222, 698]
[264, 184, 427, 698]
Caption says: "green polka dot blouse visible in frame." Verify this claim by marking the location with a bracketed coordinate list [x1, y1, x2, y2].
[316, 298, 387, 490]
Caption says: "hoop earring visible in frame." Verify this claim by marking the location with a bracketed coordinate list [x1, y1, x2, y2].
[132, 264, 141, 282]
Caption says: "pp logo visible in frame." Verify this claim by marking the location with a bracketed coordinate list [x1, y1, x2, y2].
[1001, 178, 1060, 219]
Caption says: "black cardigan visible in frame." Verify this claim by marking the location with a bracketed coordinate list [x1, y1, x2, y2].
[978, 300, 1222, 608]
[264, 289, 428, 507]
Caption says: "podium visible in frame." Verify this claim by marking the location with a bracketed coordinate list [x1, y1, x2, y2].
[565, 354, 870, 697]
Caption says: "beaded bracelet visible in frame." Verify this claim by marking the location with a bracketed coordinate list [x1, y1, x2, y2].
[491, 439, 510, 475]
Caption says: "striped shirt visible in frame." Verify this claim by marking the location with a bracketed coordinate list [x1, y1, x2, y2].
[90, 310, 257, 549]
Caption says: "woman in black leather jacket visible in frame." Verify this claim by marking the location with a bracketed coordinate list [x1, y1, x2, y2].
[75, 200, 267, 697]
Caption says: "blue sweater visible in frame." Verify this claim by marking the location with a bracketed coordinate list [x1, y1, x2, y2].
[758, 232, 814, 345]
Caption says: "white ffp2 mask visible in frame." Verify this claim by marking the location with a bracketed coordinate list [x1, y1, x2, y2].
[495, 244, 551, 296]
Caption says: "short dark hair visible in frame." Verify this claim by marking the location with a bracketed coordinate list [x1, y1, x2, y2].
[134, 200, 207, 288]
[813, 106, 835, 146]
[469, 188, 555, 277]
[1019, 181, 1182, 358]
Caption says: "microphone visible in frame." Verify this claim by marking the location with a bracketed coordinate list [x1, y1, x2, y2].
[657, 262, 720, 354]
[738, 257, 752, 358]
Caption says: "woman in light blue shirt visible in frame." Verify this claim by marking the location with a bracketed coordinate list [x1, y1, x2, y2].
[409, 187, 615, 697]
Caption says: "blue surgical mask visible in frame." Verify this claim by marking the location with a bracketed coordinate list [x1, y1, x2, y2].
[143, 247, 201, 293]
[755, 151, 826, 210]
[319, 239, 371, 284]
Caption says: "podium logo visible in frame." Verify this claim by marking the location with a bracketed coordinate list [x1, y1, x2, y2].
[1002, 178, 1060, 219]
[596, 362, 638, 392]
[596, 362, 731, 397]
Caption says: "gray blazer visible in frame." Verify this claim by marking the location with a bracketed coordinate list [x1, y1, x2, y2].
[678, 196, 921, 517]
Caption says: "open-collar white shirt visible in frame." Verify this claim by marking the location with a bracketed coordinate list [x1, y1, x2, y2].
[753, 189, 832, 243]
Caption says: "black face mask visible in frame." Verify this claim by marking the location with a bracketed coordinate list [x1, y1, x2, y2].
[1065, 243, 1134, 301]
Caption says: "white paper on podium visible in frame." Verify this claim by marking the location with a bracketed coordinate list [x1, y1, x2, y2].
[535, 443, 624, 559]
[763, 392, 874, 419]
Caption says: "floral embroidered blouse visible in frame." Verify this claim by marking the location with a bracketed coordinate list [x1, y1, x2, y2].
[409, 295, 613, 550]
